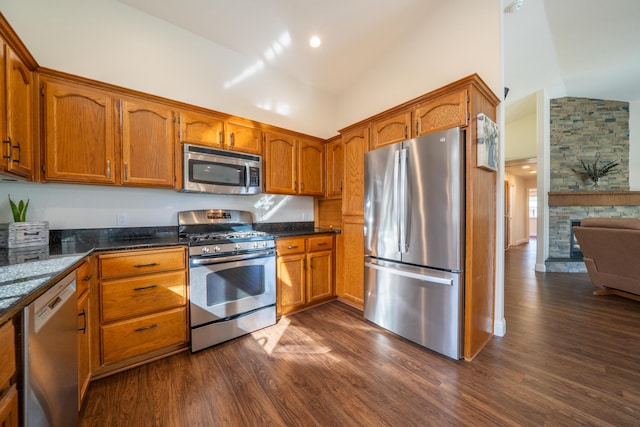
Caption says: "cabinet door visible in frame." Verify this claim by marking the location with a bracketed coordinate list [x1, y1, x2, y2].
[276, 253, 306, 316]
[264, 131, 297, 194]
[43, 80, 117, 184]
[0, 321, 15, 393]
[225, 120, 262, 155]
[178, 110, 224, 148]
[414, 89, 468, 136]
[326, 138, 343, 198]
[298, 138, 324, 196]
[4, 46, 34, 179]
[121, 98, 175, 188]
[77, 289, 91, 410]
[371, 111, 411, 150]
[307, 250, 333, 303]
[342, 126, 369, 216]
[0, 385, 18, 427]
[340, 217, 364, 308]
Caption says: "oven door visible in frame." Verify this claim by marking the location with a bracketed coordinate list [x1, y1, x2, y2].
[189, 251, 276, 328]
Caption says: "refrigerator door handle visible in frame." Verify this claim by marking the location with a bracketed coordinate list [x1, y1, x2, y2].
[398, 148, 408, 253]
[393, 149, 402, 252]
[365, 262, 453, 286]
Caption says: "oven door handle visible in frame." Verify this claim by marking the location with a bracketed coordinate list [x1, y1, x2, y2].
[191, 249, 275, 266]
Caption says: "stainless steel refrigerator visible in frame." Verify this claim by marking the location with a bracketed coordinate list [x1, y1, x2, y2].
[364, 127, 464, 360]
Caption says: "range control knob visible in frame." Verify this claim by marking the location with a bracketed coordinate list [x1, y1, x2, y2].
[234, 243, 241, 250]
[214, 246, 221, 252]
[201, 246, 210, 254]
[253, 242, 259, 249]
[261, 241, 268, 248]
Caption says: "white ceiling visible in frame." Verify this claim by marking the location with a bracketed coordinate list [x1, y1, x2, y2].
[117, 0, 440, 95]
[504, 0, 640, 121]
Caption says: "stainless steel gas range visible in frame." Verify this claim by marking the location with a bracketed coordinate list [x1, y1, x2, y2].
[179, 209, 276, 352]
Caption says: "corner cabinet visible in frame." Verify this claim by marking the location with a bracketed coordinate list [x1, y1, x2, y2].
[120, 98, 175, 188]
[93, 246, 188, 378]
[41, 78, 117, 184]
[276, 235, 335, 316]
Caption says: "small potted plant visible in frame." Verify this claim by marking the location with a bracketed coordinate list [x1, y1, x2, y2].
[9, 195, 29, 222]
[0, 195, 49, 248]
[571, 155, 619, 190]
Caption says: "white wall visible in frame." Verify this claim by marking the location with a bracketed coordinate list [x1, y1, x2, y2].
[505, 113, 537, 161]
[0, 0, 337, 139]
[0, 182, 313, 229]
[630, 101, 640, 190]
[337, 0, 502, 128]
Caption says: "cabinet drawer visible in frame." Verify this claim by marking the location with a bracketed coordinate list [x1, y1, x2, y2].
[307, 235, 333, 252]
[101, 307, 187, 364]
[100, 270, 187, 322]
[100, 247, 185, 279]
[0, 321, 15, 393]
[0, 384, 18, 427]
[76, 259, 92, 295]
[276, 238, 306, 255]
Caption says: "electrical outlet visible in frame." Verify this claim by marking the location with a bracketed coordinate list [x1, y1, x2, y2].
[116, 212, 127, 226]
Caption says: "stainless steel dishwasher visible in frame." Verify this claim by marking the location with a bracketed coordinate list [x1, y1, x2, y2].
[23, 271, 78, 427]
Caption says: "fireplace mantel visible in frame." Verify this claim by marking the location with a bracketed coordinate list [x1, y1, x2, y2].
[548, 191, 640, 206]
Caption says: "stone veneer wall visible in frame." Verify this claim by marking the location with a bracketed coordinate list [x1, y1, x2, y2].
[547, 97, 632, 272]
[550, 97, 629, 191]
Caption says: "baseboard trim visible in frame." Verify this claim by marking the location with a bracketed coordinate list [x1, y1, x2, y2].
[494, 318, 507, 337]
[535, 263, 546, 272]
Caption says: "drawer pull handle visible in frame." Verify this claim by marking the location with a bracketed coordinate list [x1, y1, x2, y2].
[317, 242, 328, 246]
[78, 309, 87, 333]
[82, 275, 92, 282]
[23, 231, 40, 236]
[133, 284, 158, 291]
[135, 324, 158, 332]
[133, 262, 159, 268]
[287, 245, 299, 249]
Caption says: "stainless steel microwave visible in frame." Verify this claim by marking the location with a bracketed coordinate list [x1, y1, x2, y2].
[182, 144, 262, 195]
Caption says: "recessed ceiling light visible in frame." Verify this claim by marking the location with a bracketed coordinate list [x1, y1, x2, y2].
[309, 36, 321, 48]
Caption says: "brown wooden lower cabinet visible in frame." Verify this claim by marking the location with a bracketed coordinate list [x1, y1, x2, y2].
[338, 216, 364, 309]
[0, 384, 18, 427]
[276, 235, 335, 316]
[77, 286, 91, 410]
[0, 320, 17, 427]
[93, 247, 189, 377]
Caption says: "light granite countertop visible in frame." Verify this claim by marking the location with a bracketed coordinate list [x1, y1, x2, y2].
[0, 253, 88, 323]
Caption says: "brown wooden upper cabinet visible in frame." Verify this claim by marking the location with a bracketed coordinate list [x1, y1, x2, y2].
[414, 89, 468, 136]
[225, 120, 262, 155]
[264, 131, 324, 196]
[341, 125, 368, 216]
[371, 111, 411, 150]
[42, 78, 117, 185]
[264, 131, 297, 194]
[298, 138, 324, 196]
[0, 42, 35, 180]
[120, 98, 175, 188]
[325, 136, 343, 198]
[177, 110, 224, 149]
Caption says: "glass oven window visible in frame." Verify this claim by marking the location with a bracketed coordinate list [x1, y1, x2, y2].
[206, 265, 265, 306]
[191, 160, 245, 186]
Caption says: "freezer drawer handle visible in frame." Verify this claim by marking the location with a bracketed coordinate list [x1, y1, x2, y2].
[365, 262, 453, 286]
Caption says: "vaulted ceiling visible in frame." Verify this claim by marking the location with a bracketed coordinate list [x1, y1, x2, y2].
[118, 0, 640, 125]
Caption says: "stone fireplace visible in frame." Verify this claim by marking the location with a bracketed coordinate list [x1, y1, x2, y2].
[546, 97, 634, 272]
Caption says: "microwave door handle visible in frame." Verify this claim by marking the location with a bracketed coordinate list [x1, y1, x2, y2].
[245, 163, 250, 190]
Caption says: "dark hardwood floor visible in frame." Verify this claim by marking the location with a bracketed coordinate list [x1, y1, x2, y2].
[80, 241, 640, 426]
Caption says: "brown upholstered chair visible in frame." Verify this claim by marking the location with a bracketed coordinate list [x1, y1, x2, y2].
[572, 218, 640, 301]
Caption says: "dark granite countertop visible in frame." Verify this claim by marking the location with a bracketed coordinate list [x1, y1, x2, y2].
[0, 223, 339, 323]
